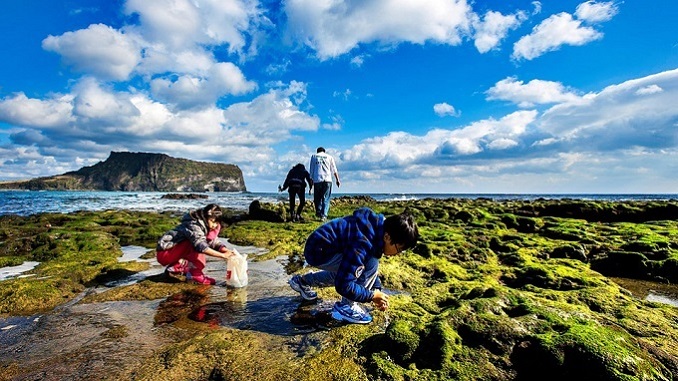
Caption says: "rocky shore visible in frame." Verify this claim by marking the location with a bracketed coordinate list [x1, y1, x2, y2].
[1, 197, 677, 380]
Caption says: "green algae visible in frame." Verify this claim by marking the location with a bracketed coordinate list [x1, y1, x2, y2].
[0, 210, 177, 316]
[3, 198, 678, 380]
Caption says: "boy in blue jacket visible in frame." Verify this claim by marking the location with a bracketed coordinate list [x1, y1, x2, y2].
[289, 207, 419, 324]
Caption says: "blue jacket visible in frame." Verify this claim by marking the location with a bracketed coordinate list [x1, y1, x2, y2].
[304, 207, 384, 303]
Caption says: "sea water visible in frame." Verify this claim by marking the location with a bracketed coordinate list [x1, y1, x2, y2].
[1, 190, 676, 216]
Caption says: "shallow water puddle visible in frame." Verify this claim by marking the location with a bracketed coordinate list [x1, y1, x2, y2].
[0, 261, 40, 281]
[192, 252, 343, 336]
[0, 299, 172, 381]
[117, 245, 150, 262]
[611, 277, 678, 307]
[0, 244, 342, 379]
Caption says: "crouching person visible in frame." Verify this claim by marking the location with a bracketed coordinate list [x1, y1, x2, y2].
[288, 207, 418, 324]
[157, 204, 235, 285]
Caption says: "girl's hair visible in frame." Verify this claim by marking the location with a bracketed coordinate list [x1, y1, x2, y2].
[190, 203, 223, 227]
[383, 212, 419, 249]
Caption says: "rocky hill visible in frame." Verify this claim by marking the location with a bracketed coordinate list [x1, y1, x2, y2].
[0, 152, 246, 192]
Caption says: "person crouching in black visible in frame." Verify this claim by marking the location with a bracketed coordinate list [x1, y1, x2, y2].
[279, 163, 313, 222]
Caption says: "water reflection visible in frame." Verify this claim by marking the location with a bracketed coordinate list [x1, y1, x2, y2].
[0, 261, 40, 281]
[610, 277, 678, 307]
[118, 245, 150, 262]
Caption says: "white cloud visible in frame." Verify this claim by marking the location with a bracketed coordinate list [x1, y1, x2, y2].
[221, 81, 320, 146]
[150, 62, 257, 109]
[538, 69, 678, 145]
[512, 12, 602, 60]
[123, 0, 260, 53]
[340, 110, 537, 168]
[0, 93, 74, 128]
[284, 0, 474, 59]
[531, 2, 542, 15]
[433, 102, 460, 117]
[0, 79, 319, 175]
[333, 89, 352, 101]
[486, 77, 582, 107]
[350, 55, 367, 67]
[636, 84, 663, 95]
[327, 69, 678, 192]
[42, 24, 141, 80]
[41, 0, 263, 85]
[72, 78, 141, 126]
[487, 138, 519, 150]
[472, 10, 526, 53]
[575, 1, 618, 23]
[322, 114, 344, 130]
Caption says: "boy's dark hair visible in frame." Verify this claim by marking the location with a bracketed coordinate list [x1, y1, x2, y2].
[384, 212, 419, 249]
[316, 146, 325, 153]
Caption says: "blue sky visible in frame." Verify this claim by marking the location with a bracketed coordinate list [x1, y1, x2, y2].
[0, 0, 677, 193]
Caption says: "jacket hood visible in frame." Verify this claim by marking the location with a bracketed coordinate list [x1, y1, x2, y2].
[182, 212, 207, 231]
[352, 207, 385, 257]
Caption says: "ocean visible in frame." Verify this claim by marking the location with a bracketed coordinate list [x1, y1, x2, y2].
[1, 190, 676, 216]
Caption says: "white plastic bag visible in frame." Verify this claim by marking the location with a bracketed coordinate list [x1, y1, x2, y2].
[226, 249, 248, 288]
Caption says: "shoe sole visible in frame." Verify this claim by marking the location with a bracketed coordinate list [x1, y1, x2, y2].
[165, 269, 186, 281]
[331, 310, 372, 324]
[289, 281, 318, 301]
[189, 278, 216, 285]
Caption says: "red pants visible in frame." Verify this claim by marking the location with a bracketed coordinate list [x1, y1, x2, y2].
[156, 229, 219, 276]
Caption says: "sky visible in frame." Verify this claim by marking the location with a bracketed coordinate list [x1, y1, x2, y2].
[0, 0, 677, 194]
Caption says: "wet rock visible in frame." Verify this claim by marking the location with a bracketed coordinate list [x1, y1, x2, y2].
[248, 200, 284, 222]
[160, 193, 209, 200]
[549, 245, 588, 262]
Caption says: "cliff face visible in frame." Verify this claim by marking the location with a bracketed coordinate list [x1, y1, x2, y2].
[0, 152, 247, 192]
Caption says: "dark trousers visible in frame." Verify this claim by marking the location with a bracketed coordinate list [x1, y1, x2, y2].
[288, 186, 306, 217]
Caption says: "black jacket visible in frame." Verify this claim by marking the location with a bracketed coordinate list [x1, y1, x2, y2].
[281, 164, 313, 191]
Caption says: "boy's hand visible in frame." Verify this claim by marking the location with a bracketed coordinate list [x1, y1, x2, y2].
[372, 290, 389, 311]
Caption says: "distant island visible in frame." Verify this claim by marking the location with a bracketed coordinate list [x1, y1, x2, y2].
[0, 151, 246, 192]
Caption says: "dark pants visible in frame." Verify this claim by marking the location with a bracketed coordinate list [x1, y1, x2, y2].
[288, 186, 306, 218]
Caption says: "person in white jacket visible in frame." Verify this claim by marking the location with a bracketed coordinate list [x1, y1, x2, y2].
[309, 147, 340, 221]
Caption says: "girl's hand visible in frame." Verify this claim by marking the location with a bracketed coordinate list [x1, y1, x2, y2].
[219, 247, 235, 259]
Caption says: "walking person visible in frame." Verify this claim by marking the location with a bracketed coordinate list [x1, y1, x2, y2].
[288, 207, 419, 324]
[309, 147, 340, 221]
[279, 163, 313, 222]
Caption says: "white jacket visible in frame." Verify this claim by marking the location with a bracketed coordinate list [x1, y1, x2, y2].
[309, 152, 338, 183]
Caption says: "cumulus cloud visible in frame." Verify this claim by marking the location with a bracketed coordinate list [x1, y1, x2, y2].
[329, 69, 678, 192]
[0, 79, 319, 174]
[42, 24, 141, 80]
[123, 0, 260, 53]
[0, 93, 74, 128]
[486, 77, 582, 107]
[538, 69, 678, 148]
[433, 102, 460, 117]
[575, 1, 618, 23]
[41, 0, 263, 85]
[636, 84, 663, 95]
[284, 0, 474, 59]
[150, 62, 257, 109]
[340, 110, 537, 170]
[512, 12, 602, 60]
[72, 78, 141, 127]
[472, 10, 527, 53]
[221, 81, 319, 145]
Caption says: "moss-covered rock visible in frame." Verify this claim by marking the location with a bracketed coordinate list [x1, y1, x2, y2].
[3, 197, 678, 381]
